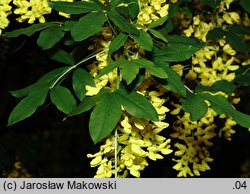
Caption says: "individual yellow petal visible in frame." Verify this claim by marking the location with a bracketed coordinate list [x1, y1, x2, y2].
[130, 144, 147, 157]
[85, 85, 101, 96]
[161, 148, 173, 155]
[173, 162, 182, 170]
[90, 156, 102, 167]
[148, 151, 157, 161]
[130, 169, 140, 178]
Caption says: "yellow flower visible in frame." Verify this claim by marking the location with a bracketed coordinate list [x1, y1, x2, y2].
[13, 0, 52, 23]
[222, 12, 240, 25]
[223, 44, 236, 55]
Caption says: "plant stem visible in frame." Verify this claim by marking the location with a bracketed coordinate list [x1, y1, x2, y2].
[114, 128, 118, 178]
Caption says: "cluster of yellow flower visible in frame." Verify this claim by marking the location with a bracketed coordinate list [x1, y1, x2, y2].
[86, 23, 174, 177]
[0, 0, 74, 35]
[86, 0, 250, 177]
[167, 0, 250, 176]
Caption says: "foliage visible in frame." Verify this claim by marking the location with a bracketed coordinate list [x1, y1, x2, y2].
[1, 0, 250, 178]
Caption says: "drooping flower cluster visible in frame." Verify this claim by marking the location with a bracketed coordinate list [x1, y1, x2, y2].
[85, 23, 173, 177]
[167, 0, 250, 176]
[87, 81, 173, 177]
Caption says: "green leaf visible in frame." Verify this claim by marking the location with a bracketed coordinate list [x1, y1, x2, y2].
[37, 67, 72, 84]
[133, 59, 168, 79]
[8, 87, 49, 126]
[10, 83, 49, 98]
[108, 33, 128, 56]
[71, 12, 105, 42]
[72, 68, 95, 101]
[227, 25, 250, 35]
[68, 89, 108, 117]
[120, 61, 140, 84]
[226, 33, 249, 54]
[200, 93, 250, 128]
[114, 0, 139, 19]
[37, 26, 65, 50]
[153, 36, 205, 62]
[148, 29, 168, 43]
[207, 28, 226, 41]
[201, 0, 221, 10]
[195, 80, 236, 95]
[240, 0, 250, 13]
[10, 67, 71, 98]
[126, 0, 139, 19]
[108, 10, 139, 35]
[155, 61, 186, 97]
[126, 73, 145, 91]
[3, 23, 57, 38]
[115, 89, 158, 121]
[148, 15, 168, 29]
[68, 96, 97, 117]
[110, 0, 124, 8]
[182, 92, 208, 121]
[131, 30, 153, 51]
[49, 48, 75, 65]
[234, 66, 250, 86]
[48, 1, 106, 14]
[96, 59, 168, 79]
[50, 86, 77, 114]
[96, 60, 126, 79]
[89, 92, 122, 144]
[63, 21, 77, 31]
[181, 7, 192, 16]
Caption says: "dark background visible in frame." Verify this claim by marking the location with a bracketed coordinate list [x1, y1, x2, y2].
[1, 34, 250, 178]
